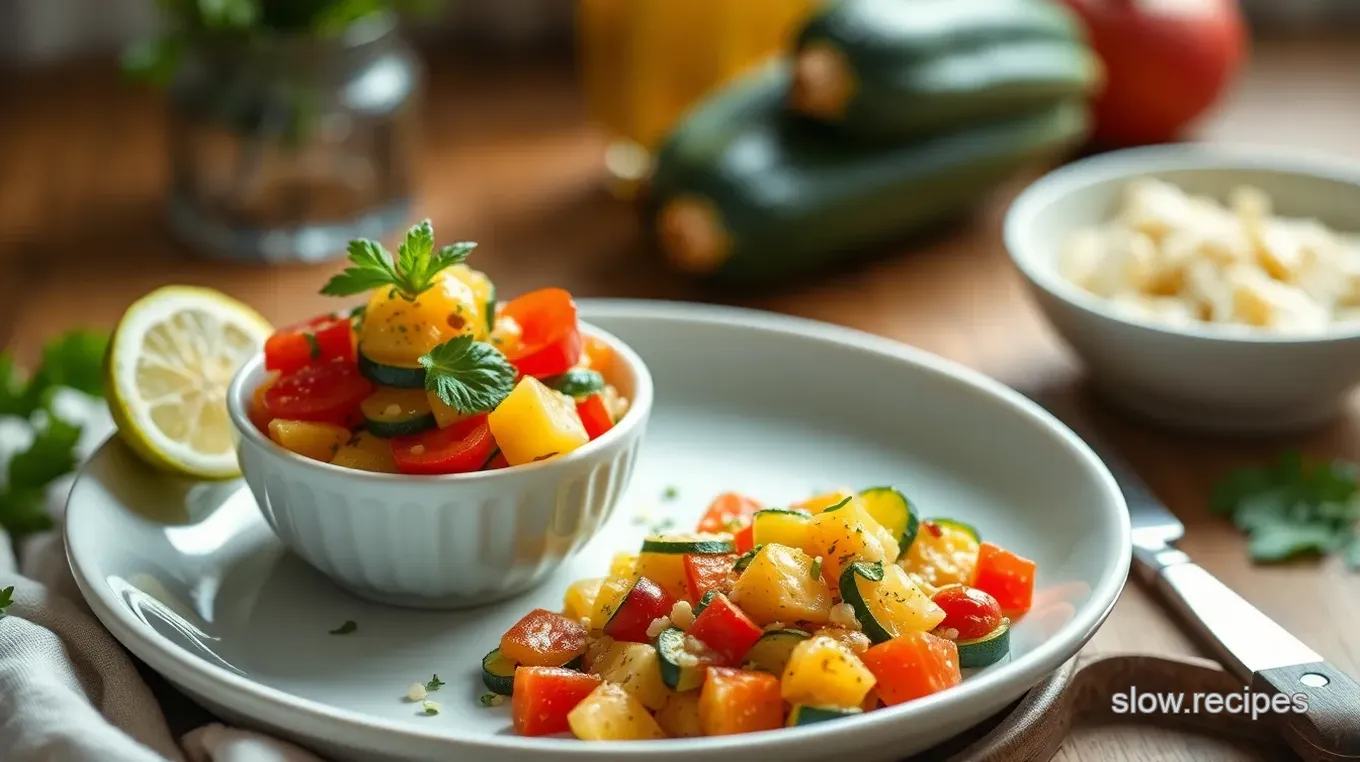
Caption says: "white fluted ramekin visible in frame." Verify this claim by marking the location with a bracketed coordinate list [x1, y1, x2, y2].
[225, 322, 652, 610]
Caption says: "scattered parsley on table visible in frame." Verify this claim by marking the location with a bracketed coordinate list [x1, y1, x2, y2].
[0, 586, 13, 616]
[425, 674, 445, 691]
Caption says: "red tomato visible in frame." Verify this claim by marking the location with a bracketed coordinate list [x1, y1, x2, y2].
[686, 593, 762, 666]
[500, 288, 583, 378]
[485, 450, 510, 470]
[576, 394, 615, 440]
[512, 667, 600, 737]
[860, 632, 961, 707]
[602, 577, 675, 643]
[1058, 0, 1246, 146]
[390, 416, 495, 475]
[683, 553, 735, 602]
[698, 668, 783, 736]
[500, 608, 588, 667]
[263, 359, 372, 425]
[972, 542, 1037, 618]
[931, 586, 1003, 641]
[733, 523, 755, 554]
[696, 493, 763, 534]
[264, 314, 356, 376]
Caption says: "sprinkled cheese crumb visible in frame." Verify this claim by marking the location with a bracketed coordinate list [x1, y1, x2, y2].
[671, 650, 699, 667]
[764, 621, 786, 632]
[938, 627, 961, 641]
[829, 603, 861, 630]
[645, 616, 672, 639]
[407, 683, 427, 702]
[422, 700, 441, 715]
[669, 601, 694, 629]
[409, 444, 426, 456]
[383, 403, 402, 416]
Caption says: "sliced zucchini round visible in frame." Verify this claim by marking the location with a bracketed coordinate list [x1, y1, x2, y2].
[901, 511, 921, 555]
[545, 369, 605, 400]
[929, 517, 981, 543]
[733, 545, 765, 572]
[358, 351, 426, 388]
[838, 561, 894, 643]
[858, 486, 917, 548]
[692, 590, 719, 616]
[481, 648, 516, 695]
[361, 387, 437, 438]
[656, 626, 706, 691]
[786, 705, 861, 726]
[641, 535, 736, 555]
[957, 620, 1010, 668]
[744, 628, 810, 674]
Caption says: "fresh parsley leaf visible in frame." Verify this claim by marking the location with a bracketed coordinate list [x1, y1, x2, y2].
[810, 557, 822, 580]
[10, 418, 81, 492]
[477, 693, 499, 708]
[329, 620, 358, 635]
[419, 335, 516, 414]
[1345, 536, 1360, 571]
[0, 355, 26, 417]
[1248, 522, 1336, 563]
[425, 674, 444, 691]
[0, 586, 13, 616]
[36, 330, 109, 398]
[662, 486, 679, 501]
[422, 700, 441, 715]
[0, 489, 54, 538]
[321, 222, 476, 301]
[304, 333, 322, 361]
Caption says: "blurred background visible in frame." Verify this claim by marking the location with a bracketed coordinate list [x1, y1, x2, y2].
[1, 0, 1357, 370]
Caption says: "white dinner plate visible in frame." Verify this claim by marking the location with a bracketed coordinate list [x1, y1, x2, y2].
[66, 300, 1130, 762]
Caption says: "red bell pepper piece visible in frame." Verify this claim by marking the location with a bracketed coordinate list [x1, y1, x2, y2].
[500, 288, 583, 378]
[499, 608, 588, 668]
[698, 667, 783, 736]
[263, 359, 372, 426]
[264, 314, 356, 376]
[733, 523, 755, 554]
[582, 335, 613, 373]
[971, 542, 1037, 617]
[390, 415, 495, 475]
[512, 667, 600, 737]
[686, 593, 762, 666]
[602, 577, 675, 643]
[860, 632, 961, 707]
[683, 553, 735, 602]
[576, 393, 615, 440]
[931, 585, 1003, 640]
[484, 450, 510, 470]
[696, 492, 763, 534]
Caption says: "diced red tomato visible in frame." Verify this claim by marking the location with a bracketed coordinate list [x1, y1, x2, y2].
[602, 577, 675, 643]
[861, 632, 961, 706]
[932, 586, 1003, 641]
[264, 314, 355, 376]
[576, 394, 615, 440]
[485, 450, 510, 470]
[696, 492, 763, 534]
[683, 553, 735, 602]
[733, 523, 755, 554]
[390, 416, 495, 475]
[687, 593, 762, 665]
[500, 288, 583, 378]
[583, 335, 613, 373]
[972, 542, 1037, 617]
[500, 608, 588, 668]
[512, 667, 600, 737]
[263, 359, 372, 425]
[698, 668, 783, 736]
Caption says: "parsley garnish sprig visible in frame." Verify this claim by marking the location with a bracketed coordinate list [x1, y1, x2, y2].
[419, 335, 515, 415]
[0, 586, 13, 616]
[1211, 450, 1360, 567]
[321, 220, 476, 302]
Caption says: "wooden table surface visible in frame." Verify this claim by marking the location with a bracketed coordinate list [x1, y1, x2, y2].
[5, 36, 1360, 762]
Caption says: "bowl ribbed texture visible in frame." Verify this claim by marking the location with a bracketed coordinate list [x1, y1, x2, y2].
[236, 429, 644, 609]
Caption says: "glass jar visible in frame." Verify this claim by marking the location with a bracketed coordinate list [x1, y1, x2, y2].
[577, 0, 816, 189]
[166, 12, 420, 263]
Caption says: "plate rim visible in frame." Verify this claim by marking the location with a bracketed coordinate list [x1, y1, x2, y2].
[66, 298, 1131, 758]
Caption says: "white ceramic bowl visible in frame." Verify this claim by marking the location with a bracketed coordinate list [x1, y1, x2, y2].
[225, 322, 653, 609]
[1006, 144, 1360, 434]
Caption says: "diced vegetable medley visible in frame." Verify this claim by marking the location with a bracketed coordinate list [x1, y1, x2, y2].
[483, 486, 1037, 739]
[251, 221, 629, 474]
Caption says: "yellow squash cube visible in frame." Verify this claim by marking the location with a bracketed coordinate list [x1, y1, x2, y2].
[781, 635, 877, 709]
[655, 692, 704, 738]
[269, 420, 350, 462]
[487, 376, 589, 466]
[562, 577, 607, 622]
[589, 641, 672, 711]
[809, 503, 900, 583]
[901, 522, 981, 590]
[329, 430, 397, 473]
[851, 563, 946, 636]
[635, 551, 690, 602]
[569, 683, 667, 741]
[752, 510, 813, 553]
[729, 544, 832, 626]
[609, 552, 639, 579]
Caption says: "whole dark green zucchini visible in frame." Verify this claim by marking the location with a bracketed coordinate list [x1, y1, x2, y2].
[789, 0, 1100, 141]
[650, 63, 1090, 285]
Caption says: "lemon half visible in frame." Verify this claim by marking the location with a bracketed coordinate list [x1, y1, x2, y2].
[105, 286, 272, 479]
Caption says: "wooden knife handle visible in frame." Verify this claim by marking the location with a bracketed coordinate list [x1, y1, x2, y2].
[1253, 663, 1360, 761]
